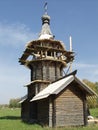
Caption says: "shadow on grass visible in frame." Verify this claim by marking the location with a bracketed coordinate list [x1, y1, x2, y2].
[0, 116, 42, 128]
[21, 119, 43, 127]
[0, 116, 21, 120]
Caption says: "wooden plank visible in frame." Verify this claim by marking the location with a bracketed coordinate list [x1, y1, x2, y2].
[54, 85, 85, 126]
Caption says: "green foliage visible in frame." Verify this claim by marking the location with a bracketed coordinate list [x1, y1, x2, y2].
[0, 108, 98, 130]
[90, 108, 98, 118]
[0, 104, 9, 108]
[95, 82, 98, 92]
[9, 98, 21, 108]
[82, 79, 97, 92]
[83, 79, 98, 108]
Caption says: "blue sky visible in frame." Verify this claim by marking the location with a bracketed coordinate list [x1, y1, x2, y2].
[0, 0, 98, 104]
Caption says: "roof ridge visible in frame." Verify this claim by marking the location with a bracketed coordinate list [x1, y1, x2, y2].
[52, 70, 77, 84]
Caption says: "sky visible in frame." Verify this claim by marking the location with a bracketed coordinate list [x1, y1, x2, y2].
[0, 0, 98, 104]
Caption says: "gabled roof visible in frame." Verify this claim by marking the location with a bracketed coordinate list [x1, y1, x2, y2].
[19, 95, 28, 104]
[31, 75, 97, 102]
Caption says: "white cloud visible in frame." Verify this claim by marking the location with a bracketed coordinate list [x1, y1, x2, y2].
[0, 22, 37, 46]
[0, 22, 38, 104]
[73, 62, 98, 82]
[73, 62, 98, 69]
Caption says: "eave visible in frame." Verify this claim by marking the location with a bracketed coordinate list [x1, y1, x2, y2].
[30, 74, 98, 102]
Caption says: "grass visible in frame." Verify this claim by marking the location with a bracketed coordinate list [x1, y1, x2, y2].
[0, 107, 98, 130]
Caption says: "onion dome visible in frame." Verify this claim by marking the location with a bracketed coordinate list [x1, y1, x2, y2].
[38, 3, 54, 40]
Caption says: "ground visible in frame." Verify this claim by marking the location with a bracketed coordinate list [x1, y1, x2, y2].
[0, 107, 98, 130]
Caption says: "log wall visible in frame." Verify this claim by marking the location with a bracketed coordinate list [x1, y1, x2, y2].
[28, 85, 35, 98]
[37, 99, 49, 126]
[21, 100, 30, 120]
[54, 83, 86, 127]
[31, 62, 62, 82]
[21, 100, 38, 121]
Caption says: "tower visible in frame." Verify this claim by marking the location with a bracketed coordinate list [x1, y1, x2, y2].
[19, 5, 74, 122]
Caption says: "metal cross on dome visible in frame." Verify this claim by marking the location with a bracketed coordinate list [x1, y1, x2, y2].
[44, 2, 48, 14]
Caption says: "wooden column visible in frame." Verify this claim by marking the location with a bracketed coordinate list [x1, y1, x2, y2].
[83, 95, 88, 126]
[49, 96, 55, 127]
[49, 97, 53, 127]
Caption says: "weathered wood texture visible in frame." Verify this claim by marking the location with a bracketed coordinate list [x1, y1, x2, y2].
[21, 81, 88, 127]
[21, 100, 37, 121]
[54, 83, 87, 127]
[31, 62, 62, 82]
[37, 99, 49, 126]
[21, 100, 30, 120]
[19, 39, 74, 66]
[28, 83, 48, 98]
[28, 85, 35, 98]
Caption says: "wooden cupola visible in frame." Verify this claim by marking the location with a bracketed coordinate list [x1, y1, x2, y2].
[19, 9, 74, 83]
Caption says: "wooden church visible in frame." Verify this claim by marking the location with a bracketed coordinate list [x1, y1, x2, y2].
[19, 4, 97, 127]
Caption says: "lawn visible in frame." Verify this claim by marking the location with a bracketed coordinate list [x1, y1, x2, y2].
[0, 107, 98, 130]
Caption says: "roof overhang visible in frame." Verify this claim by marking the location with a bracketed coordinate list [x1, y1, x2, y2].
[30, 75, 98, 102]
[19, 95, 28, 104]
[24, 80, 50, 87]
[74, 77, 98, 96]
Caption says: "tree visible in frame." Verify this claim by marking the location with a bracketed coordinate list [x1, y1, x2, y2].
[9, 98, 21, 108]
[83, 79, 98, 108]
